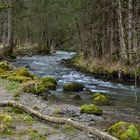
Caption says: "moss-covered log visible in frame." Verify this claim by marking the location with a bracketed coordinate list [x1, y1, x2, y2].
[0, 100, 118, 140]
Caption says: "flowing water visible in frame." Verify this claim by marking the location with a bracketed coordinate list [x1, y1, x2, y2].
[13, 51, 140, 115]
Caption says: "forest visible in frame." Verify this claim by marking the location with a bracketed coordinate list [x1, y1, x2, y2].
[0, 0, 140, 140]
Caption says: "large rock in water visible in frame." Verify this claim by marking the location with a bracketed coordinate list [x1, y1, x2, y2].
[80, 104, 103, 115]
[92, 93, 109, 105]
[63, 82, 85, 92]
[107, 122, 140, 140]
[41, 76, 57, 90]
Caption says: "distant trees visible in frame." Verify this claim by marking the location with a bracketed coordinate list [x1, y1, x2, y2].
[76, 0, 140, 65]
[0, 0, 140, 64]
[0, 0, 15, 55]
[0, 0, 80, 54]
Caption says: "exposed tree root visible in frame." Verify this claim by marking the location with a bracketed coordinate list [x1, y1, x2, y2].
[0, 100, 118, 140]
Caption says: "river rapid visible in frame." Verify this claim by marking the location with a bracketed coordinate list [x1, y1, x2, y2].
[12, 51, 140, 125]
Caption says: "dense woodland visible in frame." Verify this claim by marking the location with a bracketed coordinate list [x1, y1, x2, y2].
[0, 0, 140, 65]
[0, 1, 140, 140]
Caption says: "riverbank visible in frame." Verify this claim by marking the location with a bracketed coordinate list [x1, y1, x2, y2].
[0, 52, 140, 140]
[0, 78, 140, 140]
[63, 53, 140, 86]
[0, 45, 53, 61]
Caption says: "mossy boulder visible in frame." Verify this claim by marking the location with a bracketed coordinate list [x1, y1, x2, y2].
[12, 68, 35, 78]
[0, 61, 12, 71]
[80, 104, 103, 115]
[44, 82, 56, 90]
[41, 76, 57, 85]
[7, 68, 36, 83]
[0, 69, 12, 79]
[7, 76, 32, 83]
[63, 82, 84, 92]
[92, 93, 109, 105]
[108, 122, 140, 140]
[23, 81, 46, 94]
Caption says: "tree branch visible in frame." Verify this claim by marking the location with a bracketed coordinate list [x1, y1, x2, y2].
[0, 100, 118, 140]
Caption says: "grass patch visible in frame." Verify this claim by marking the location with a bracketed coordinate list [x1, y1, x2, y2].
[0, 78, 21, 92]
[53, 108, 62, 117]
[63, 124, 75, 134]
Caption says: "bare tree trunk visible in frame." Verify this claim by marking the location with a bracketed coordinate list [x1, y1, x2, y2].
[117, 0, 127, 59]
[7, 5, 14, 54]
[128, 0, 133, 63]
[2, 11, 7, 47]
[75, 18, 84, 53]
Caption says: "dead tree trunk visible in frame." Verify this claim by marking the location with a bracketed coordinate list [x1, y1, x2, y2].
[0, 100, 118, 140]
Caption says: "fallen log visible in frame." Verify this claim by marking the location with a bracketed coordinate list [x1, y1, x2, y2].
[0, 100, 118, 140]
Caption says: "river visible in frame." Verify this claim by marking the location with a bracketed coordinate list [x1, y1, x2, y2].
[13, 51, 140, 118]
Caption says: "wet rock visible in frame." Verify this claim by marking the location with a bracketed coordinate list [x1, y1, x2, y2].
[92, 93, 109, 105]
[43, 82, 56, 90]
[107, 121, 140, 140]
[41, 76, 57, 85]
[23, 81, 46, 94]
[70, 95, 82, 100]
[7, 68, 36, 83]
[80, 104, 103, 115]
[63, 82, 85, 92]
[12, 68, 35, 78]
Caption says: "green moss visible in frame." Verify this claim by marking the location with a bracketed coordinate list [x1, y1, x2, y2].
[23, 115, 34, 125]
[23, 81, 46, 94]
[4, 107, 23, 114]
[25, 129, 46, 140]
[0, 114, 13, 134]
[5, 81, 20, 90]
[92, 93, 109, 105]
[108, 122, 140, 140]
[44, 82, 56, 90]
[63, 124, 75, 134]
[13, 68, 34, 78]
[41, 76, 57, 85]
[3, 128, 14, 135]
[53, 108, 62, 117]
[7, 68, 36, 83]
[0, 114, 13, 126]
[7, 75, 32, 83]
[80, 104, 103, 115]
[0, 79, 21, 92]
[63, 82, 84, 92]
[0, 61, 12, 71]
